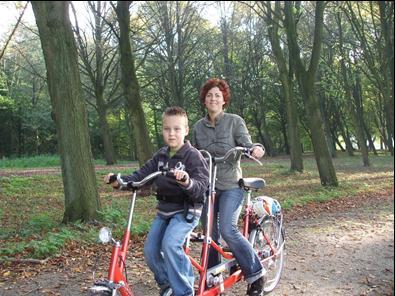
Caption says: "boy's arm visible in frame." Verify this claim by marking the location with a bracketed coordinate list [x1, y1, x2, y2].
[105, 153, 159, 189]
[181, 150, 209, 202]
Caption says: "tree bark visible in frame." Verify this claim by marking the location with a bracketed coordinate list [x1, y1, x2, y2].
[378, 1, 394, 138]
[92, 1, 115, 165]
[73, 1, 117, 165]
[116, 1, 153, 166]
[284, 2, 337, 186]
[337, 12, 370, 166]
[266, 1, 303, 171]
[32, 1, 100, 222]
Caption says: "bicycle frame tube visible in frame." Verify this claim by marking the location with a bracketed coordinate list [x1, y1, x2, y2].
[188, 149, 266, 296]
[193, 155, 251, 296]
[106, 191, 138, 296]
[242, 190, 252, 237]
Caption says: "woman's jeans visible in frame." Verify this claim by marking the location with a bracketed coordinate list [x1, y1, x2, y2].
[202, 188, 264, 284]
[144, 213, 199, 296]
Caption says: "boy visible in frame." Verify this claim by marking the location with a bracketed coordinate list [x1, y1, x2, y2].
[105, 106, 209, 296]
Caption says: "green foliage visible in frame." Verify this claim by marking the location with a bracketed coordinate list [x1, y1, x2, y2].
[0, 151, 393, 261]
[131, 214, 152, 235]
[26, 228, 75, 259]
[0, 242, 26, 257]
[26, 213, 57, 233]
[97, 206, 126, 225]
[0, 155, 60, 168]
[0, 154, 129, 168]
[96, 198, 153, 237]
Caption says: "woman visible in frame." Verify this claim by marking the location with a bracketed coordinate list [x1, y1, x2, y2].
[192, 78, 265, 296]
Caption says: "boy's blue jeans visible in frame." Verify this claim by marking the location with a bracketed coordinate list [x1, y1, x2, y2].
[203, 188, 264, 284]
[144, 213, 199, 296]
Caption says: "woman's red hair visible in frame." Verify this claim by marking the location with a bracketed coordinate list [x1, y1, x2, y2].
[199, 78, 231, 107]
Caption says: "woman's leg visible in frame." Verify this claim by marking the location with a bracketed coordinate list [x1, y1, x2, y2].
[218, 188, 264, 284]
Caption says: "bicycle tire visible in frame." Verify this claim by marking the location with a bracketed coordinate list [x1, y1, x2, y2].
[249, 215, 285, 293]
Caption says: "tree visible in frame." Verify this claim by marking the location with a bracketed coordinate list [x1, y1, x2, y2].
[343, 2, 393, 154]
[32, 1, 100, 222]
[0, 2, 28, 61]
[264, 1, 303, 171]
[284, 2, 338, 186]
[115, 1, 153, 166]
[337, 11, 370, 166]
[73, 1, 119, 165]
[378, 1, 394, 146]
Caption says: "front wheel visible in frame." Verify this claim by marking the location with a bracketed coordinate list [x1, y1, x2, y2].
[249, 214, 285, 294]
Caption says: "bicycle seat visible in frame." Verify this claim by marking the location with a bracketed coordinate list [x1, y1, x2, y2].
[238, 178, 266, 190]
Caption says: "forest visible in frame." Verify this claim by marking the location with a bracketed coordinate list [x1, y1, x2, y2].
[0, 1, 393, 222]
[0, 3, 393, 294]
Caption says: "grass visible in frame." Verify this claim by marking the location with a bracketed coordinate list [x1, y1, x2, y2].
[0, 154, 132, 169]
[0, 152, 393, 259]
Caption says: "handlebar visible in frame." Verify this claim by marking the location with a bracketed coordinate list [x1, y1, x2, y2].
[115, 169, 187, 190]
[213, 146, 263, 166]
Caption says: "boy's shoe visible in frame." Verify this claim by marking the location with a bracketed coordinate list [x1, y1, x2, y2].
[160, 287, 173, 296]
[247, 277, 264, 296]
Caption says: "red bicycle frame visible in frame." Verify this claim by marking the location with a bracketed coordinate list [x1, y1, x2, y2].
[184, 149, 260, 296]
[105, 188, 138, 296]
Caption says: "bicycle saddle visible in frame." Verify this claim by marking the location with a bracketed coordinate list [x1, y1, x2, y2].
[238, 178, 266, 190]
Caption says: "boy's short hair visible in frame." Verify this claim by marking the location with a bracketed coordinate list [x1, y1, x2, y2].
[162, 106, 188, 126]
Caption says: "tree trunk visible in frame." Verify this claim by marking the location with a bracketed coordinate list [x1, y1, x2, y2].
[284, 2, 337, 185]
[266, 1, 303, 171]
[74, 1, 117, 165]
[32, 1, 100, 222]
[98, 105, 116, 164]
[338, 118, 354, 156]
[253, 111, 275, 157]
[93, 2, 115, 165]
[378, 1, 394, 138]
[337, 12, 369, 166]
[116, 1, 153, 166]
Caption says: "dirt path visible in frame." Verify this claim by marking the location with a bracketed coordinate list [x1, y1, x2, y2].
[0, 192, 393, 296]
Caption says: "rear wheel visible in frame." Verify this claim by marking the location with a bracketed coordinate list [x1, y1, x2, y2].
[249, 214, 284, 293]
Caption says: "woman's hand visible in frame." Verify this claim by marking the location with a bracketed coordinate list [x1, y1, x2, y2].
[251, 146, 265, 159]
[104, 173, 120, 189]
[173, 169, 190, 187]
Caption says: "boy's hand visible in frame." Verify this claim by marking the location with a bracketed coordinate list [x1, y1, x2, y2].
[173, 169, 190, 187]
[104, 173, 120, 189]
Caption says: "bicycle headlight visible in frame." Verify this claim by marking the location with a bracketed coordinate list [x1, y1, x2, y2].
[98, 227, 112, 243]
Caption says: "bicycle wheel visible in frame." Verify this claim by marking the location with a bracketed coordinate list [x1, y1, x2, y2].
[249, 214, 284, 294]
